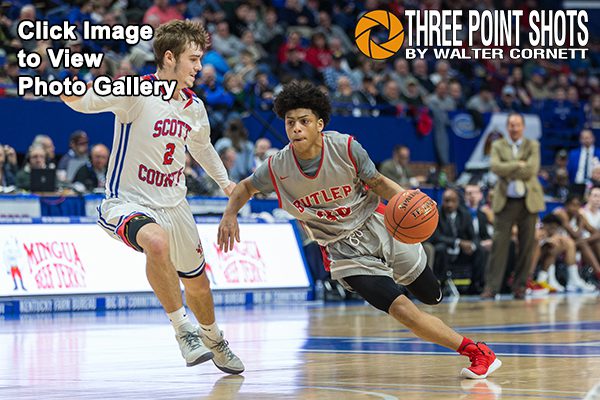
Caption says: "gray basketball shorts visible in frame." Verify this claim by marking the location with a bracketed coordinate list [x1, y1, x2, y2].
[97, 197, 205, 278]
[323, 212, 427, 289]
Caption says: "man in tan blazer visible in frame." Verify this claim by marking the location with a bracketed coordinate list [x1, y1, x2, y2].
[481, 113, 545, 299]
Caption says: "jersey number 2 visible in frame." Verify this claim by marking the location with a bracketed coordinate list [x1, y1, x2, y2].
[163, 143, 176, 165]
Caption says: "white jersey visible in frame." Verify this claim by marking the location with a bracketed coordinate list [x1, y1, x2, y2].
[66, 74, 230, 208]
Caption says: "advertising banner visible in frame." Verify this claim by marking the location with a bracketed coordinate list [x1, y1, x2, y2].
[0, 222, 309, 297]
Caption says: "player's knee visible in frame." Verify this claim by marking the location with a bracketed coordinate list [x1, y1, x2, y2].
[139, 228, 170, 260]
[389, 295, 420, 325]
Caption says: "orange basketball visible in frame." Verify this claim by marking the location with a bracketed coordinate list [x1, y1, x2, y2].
[384, 190, 439, 244]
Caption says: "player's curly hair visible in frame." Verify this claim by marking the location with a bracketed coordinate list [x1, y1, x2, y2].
[154, 20, 210, 69]
[273, 81, 332, 126]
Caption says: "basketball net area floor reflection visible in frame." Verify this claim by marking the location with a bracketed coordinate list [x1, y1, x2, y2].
[1, 294, 599, 399]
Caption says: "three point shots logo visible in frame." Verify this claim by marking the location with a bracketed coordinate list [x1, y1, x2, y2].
[354, 9, 589, 61]
[354, 10, 404, 60]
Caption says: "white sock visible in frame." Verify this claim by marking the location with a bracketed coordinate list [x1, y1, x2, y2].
[538, 270, 549, 283]
[568, 265, 582, 281]
[167, 307, 191, 332]
[199, 321, 222, 341]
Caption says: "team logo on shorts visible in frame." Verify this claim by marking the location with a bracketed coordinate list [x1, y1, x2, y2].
[196, 242, 204, 256]
[354, 10, 404, 60]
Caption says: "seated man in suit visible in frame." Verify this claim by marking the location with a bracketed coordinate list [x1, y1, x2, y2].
[428, 188, 486, 294]
[567, 129, 600, 185]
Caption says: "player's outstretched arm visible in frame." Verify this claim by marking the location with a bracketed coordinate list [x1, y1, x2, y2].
[364, 172, 406, 202]
[218, 177, 260, 252]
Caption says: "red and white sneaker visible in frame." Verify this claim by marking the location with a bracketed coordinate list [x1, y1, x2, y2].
[459, 342, 502, 379]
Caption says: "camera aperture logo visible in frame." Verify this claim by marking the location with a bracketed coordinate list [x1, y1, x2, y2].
[355, 10, 405, 60]
[354, 10, 589, 61]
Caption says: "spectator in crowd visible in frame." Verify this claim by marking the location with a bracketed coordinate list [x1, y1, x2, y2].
[322, 54, 351, 92]
[412, 59, 434, 94]
[253, 138, 272, 170]
[583, 186, 600, 231]
[545, 167, 570, 202]
[428, 188, 485, 294]
[585, 94, 600, 130]
[466, 86, 499, 114]
[525, 68, 551, 101]
[9, 4, 37, 52]
[482, 113, 545, 299]
[214, 119, 255, 183]
[402, 77, 425, 109]
[184, 152, 210, 197]
[143, 0, 183, 25]
[254, 7, 285, 58]
[448, 80, 465, 109]
[32, 134, 56, 168]
[464, 184, 493, 252]
[278, 0, 317, 27]
[233, 49, 259, 85]
[239, 29, 267, 63]
[430, 60, 453, 86]
[2, 145, 17, 179]
[57, 130, 89, 183]
[552, 194, 600, 290]
[195, 64, 233, 138]
[567, 129, 600, 185]
[534, 213, 575, 292]
[223, 72, 249, 118]
[315, 10, 354, 54]
[277, 30, 306, 64]
[279, 47, 320, 84]
[542, 87, 583, 133]
[354, 76, 382, 117]
[507, 66, 532, 109]
[248, 71, 274, 109]
[211, 21, 245, 65]
[379, 145, 423, 188]
[16, 144, 48, 191]
[389, 58, 414, 94]
[332, 76, 360, 116]
[73, 144, 109, 192]
[498, 85, 524, 112]
[379, 79, 405, 117]
[426, 81, 456, 165]
[464, 184, 493, 292]
[305, 32, 332, 71]
[0, 144, 16, 188]
[539, 149, 568, 188]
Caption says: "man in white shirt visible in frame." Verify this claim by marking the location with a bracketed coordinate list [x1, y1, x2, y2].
[61, 20, 243, 374]
[568, 129, 600, 184]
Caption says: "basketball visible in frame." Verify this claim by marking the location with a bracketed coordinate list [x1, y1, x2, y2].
[384, 189, 439, 244]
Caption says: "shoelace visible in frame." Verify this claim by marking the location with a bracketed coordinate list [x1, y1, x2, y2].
[213, 339, 235, 361]
[465, 343, 490, 370]
[180, 332, 202, 350]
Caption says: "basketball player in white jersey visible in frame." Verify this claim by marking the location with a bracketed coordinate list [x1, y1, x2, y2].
[60, 20, 243, 374]
[218, 81, 501, 379]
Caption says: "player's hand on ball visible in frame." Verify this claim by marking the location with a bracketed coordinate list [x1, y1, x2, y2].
[218, 214, 240, 252]
[223, 182, 236, 197]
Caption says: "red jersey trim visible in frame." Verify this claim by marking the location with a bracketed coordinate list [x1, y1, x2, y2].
[268, 156, 282, 208]
[347, 136, 358, 174]
[291, 134, 325, 180]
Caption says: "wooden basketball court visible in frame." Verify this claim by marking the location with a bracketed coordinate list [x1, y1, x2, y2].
[1, 294, 599, 399]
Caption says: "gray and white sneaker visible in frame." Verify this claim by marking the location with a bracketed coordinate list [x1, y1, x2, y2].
[175, 324, 214, 367]
[200, 330, 245, 374]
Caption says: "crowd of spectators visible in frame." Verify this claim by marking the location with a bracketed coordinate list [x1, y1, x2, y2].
[1, 0, 599, 152]
[1, 0, 600, 298]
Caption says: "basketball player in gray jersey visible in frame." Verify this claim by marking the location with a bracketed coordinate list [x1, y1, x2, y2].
[218, 81, 501, 379]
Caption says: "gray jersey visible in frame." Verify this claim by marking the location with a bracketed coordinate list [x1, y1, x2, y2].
[257, 131, 380, 245]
